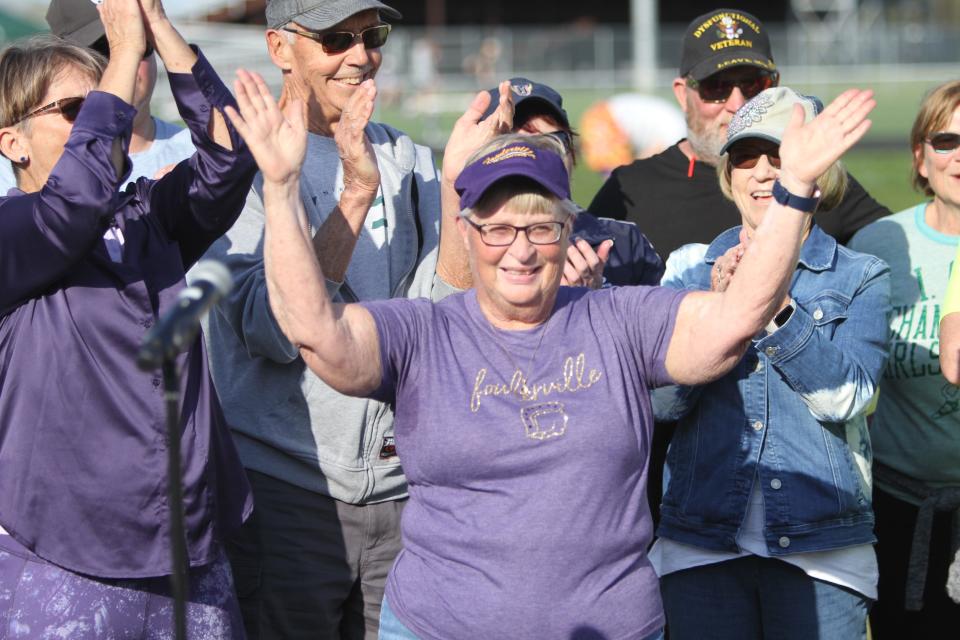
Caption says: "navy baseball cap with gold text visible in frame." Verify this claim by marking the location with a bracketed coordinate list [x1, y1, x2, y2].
[679, 9, 776, 81]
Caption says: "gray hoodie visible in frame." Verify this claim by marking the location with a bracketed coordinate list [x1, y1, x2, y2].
[202, 121, 451, 503]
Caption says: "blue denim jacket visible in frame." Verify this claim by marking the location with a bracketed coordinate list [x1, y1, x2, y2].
[653, 225, 891, 555]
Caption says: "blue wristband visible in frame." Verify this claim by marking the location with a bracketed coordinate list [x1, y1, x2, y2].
[772, 179, 820, 213]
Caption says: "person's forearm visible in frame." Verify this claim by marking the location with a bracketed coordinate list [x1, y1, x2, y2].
[144, 11, 196, 73]
[264, 179, 380, 394]
[311, 187, 375, 284]
[264, 178, 330, 345]
[721, 178, 813, 339]
[437, 178, 473, 289]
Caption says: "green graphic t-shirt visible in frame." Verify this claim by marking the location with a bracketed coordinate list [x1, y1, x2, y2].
[849, 204, 960, 503]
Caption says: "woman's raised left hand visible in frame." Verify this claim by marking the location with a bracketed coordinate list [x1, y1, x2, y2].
[778, 89, 875, 194]
[224, 69, 306, 186]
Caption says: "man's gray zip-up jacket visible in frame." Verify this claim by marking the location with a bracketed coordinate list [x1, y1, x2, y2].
[202, 122, 453, 503]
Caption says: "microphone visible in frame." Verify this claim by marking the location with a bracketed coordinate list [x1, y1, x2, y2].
[137, 260, 233, 371]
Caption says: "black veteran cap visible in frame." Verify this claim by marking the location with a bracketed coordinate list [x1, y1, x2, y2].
[679, 9, 776, 81]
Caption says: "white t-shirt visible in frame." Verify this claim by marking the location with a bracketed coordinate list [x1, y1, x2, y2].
[649, 476, 878, 599]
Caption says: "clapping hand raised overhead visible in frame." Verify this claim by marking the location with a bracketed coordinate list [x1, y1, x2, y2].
[442, 79, 515, 183]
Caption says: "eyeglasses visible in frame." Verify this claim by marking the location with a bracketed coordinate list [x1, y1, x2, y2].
[16, 96, 85, 126]
[729, 145, 781, 170]
[282, 24, 391, 54]
[461, 217, 567, 247]
[926, 132, 960, 154]
[686, 71, 779, 103]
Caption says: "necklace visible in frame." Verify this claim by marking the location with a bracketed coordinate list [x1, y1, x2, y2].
[489, 314, 554, 400]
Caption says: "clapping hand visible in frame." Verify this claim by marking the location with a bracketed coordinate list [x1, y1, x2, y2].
[224, 69, 306, 186]
[778, 89, 875, 195]
[335, 80, 380, 198]
[442, 79, 515, 184]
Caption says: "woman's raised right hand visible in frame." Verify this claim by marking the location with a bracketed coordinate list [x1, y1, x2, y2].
[224, 69, 306, 186]
[778, 89, 875, 193]
[98, 0, 146, 59]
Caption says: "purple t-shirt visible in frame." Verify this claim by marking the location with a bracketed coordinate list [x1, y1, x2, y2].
[365, 284, 686, 640]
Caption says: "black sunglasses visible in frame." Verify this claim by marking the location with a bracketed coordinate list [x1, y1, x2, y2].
[729, 144, 781, 170]
[17, 96, 85, 126]
[687, 71, 779, 104]
[926, 132, 960, 154]
[283, 24, 391, 54]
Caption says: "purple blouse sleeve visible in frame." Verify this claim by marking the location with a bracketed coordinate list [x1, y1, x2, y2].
[0, 92, 134, 313]
[137, 48, 256, 268]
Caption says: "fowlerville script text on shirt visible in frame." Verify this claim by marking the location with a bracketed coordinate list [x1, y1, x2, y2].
[470, 353, 603, 412]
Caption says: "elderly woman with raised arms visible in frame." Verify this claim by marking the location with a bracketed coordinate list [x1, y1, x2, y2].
[0, 0, 261, 635]
[225, 75, 874, 639]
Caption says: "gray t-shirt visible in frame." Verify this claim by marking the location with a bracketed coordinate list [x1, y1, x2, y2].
[850, 203, 960, 501]
[364, 284, 686, 640]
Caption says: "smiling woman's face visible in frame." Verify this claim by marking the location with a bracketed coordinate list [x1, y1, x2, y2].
[728, 138, 783, 234]
[460, 192, 571, 329]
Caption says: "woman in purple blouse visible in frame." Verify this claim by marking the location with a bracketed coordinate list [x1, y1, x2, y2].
[0, 0, 258, 636]
[223, 72, 877, 638]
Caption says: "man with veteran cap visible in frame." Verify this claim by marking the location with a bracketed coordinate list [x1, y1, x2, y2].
[588, 7, 890, 261]
[200, 0, 484, 636]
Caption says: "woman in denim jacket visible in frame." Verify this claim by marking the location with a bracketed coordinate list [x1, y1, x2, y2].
[651, 87, 892, 640]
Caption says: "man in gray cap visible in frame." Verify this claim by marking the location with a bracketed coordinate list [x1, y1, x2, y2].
[201, 1, 464, 637]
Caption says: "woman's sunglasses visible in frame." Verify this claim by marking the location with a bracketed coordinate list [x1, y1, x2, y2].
[17, 96, 85, 126]
[686, 71, 779, 104]
[729, 145, 781, 170]
[283, 24, 391, 54]
[926, 132, 960, 154]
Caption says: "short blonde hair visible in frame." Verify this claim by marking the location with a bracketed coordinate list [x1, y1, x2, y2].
[910, 80, 960, 197]
[717, 150, 848, 213]
[0, 35, 105, 130]
[461, 133, 578, 220]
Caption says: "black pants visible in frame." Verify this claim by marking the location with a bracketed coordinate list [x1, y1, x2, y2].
[227, 470, 406, 640]
[871, 486, 960, 639]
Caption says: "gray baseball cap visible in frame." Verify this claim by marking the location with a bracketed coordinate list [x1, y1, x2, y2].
[46, 0, 105, 48]
[266, 0, 401, 30]
[720, 87, 824, 155]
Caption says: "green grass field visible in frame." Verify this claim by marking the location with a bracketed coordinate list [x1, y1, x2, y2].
[378, 78, 941, 216]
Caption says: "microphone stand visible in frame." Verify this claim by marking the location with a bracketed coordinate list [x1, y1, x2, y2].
[162, 358, 189, 640]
